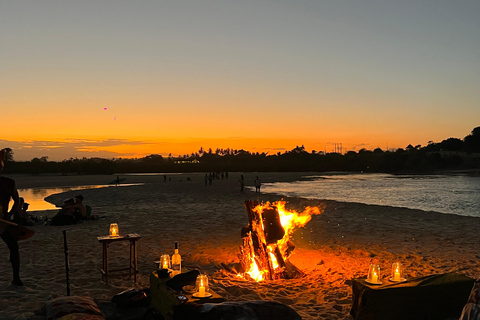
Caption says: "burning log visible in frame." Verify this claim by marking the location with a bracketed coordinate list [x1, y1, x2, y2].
[239, 201, 305, 281]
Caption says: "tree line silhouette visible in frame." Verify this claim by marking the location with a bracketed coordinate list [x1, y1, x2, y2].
[2, 127, 479, 175]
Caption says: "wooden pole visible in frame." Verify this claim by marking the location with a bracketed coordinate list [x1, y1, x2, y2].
[63, 230, 70, 296]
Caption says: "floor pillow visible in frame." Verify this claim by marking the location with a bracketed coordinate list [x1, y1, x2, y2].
[460, 280, 480, 320]
[57, 313, 105, 320]
[44, 296, 104, 320]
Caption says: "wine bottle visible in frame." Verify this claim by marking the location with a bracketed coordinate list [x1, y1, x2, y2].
[171, 241, 181, 276]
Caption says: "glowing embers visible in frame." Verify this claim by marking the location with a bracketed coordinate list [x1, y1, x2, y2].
[239, 200, 322, 282]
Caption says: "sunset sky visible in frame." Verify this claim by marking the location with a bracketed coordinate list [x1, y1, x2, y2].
[1, 1, 479, 161]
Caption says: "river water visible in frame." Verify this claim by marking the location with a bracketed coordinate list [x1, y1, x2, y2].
[17, 185, 111, 211]
[14, 172, 480, 218]
[262, 173, 480, 218]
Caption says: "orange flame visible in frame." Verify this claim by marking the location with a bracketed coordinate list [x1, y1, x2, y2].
[241, 201, 322, 281]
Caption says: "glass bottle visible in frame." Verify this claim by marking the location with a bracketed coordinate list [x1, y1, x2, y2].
[171, 241, 181, 276]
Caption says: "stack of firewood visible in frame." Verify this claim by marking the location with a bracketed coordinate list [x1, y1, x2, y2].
[239, 200, 304, 280]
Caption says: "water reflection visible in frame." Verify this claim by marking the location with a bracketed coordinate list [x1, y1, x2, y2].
[17, 185, 109, 211]
[263, 173, 480, 218]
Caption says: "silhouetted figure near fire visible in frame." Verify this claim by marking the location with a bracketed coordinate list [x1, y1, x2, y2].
[0, 148, 22, 286]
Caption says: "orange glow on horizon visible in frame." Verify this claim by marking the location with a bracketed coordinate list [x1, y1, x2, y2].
[0, 133, 443, 161]
[1, 109, 473, 161]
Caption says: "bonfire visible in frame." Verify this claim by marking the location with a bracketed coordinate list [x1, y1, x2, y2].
[237, 200, 322, 282]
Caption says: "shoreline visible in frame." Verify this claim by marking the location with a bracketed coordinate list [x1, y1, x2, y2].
[11, 171, 480, 219]
[0, 173, 479, 320]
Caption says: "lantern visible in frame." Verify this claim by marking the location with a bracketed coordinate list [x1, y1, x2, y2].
[367, 264, 381, 284]
[109, 223, 119, 237]
[390, 262, 405, 282]
[160, 254, 171, 270]
[194, 274, 210, 297]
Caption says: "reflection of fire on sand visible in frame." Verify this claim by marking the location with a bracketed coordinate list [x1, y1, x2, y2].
[0, 218, 35, 241]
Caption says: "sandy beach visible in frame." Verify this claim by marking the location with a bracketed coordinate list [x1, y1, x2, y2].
[1, 172, 479, 320]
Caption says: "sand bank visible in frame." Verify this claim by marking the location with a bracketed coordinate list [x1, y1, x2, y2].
[1, 172, 479, 320]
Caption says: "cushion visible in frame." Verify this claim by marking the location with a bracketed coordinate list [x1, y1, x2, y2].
[460, 280, 480, 320]
[44, 296, 104, 320]
[174, 301, 301, 320]
[58, 313, 105, 320]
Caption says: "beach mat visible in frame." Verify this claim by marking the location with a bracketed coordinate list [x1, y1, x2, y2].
[0, 218, 35, 241]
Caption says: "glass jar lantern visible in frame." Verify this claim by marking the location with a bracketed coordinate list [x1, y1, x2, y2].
[391, 262, 405, 282]
[195, 274, 209, 297]
[367, 264, 381, 284]
[160, 254, 171, 270]
[109, 223, 119, 237]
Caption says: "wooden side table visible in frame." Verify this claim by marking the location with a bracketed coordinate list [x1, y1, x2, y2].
[97, 233, 141, 284]
[350, 273, 474, 320]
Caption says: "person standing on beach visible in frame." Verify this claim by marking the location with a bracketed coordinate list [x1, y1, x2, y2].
[238, 175, 245, 194]
[254, 176, 261, 193]
[0, 148, 22, 286]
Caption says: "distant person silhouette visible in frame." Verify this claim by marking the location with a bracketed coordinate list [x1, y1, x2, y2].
[0, 148, 23, 286]
[238, 175, 245, 194]
[254, 176, 261, 193]
[69, 195, 87, 221]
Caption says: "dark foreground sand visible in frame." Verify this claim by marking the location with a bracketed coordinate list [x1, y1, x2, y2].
[1, 172, 479, 320]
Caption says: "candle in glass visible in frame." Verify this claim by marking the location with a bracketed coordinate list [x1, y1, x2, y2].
[368, 264, 381, 283]
[160, 254, 170, 270]
[392, 262, 403, 281]
[196, 274, 209, 297]
[199, 285, 206, 296]
[110, 223, 118, 236]
[394, 269, 400, 281]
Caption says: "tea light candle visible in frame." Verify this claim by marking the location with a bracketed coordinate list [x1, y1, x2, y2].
[199, 285, 206, 297]
[372, 271, 378, 283]
[394, 268, 401, 281]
